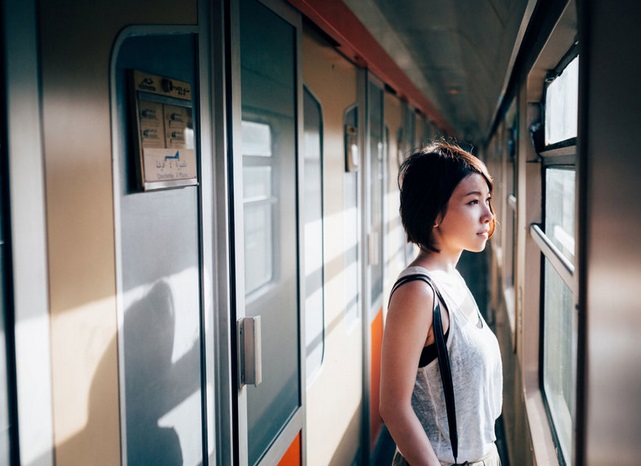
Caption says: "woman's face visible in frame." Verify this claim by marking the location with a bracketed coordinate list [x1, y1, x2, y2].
[434, 173, 493, 254]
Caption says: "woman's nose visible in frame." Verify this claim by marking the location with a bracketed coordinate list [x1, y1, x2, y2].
[482, 204, 493, 223]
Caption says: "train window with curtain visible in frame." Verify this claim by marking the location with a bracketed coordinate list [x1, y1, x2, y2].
[534, 50, 579, 466]
[303, 86, 325, 382]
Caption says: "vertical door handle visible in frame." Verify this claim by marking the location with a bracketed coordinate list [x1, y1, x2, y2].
[239, 316, 262, 387]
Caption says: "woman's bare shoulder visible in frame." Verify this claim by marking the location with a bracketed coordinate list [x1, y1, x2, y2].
[387, 279, 435, 323]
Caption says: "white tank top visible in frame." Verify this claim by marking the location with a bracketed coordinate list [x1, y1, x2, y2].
[397, 266, 503, 465]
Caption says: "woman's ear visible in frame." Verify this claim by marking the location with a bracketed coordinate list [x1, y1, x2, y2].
[434, 212, 443, 227]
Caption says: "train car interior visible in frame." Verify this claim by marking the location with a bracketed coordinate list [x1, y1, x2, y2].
[2, 0, 641, 465]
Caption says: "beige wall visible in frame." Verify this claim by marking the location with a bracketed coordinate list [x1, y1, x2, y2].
[38, 2, 197, 464]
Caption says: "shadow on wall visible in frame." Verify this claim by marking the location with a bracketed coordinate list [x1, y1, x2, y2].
[124, 280, 183, 465]
[51, 280, 202, 466]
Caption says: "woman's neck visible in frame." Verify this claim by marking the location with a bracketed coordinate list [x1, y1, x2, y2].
[410, 248, 461, 273]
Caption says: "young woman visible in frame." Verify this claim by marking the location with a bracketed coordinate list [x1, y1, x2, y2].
[380, 141, 503, 466]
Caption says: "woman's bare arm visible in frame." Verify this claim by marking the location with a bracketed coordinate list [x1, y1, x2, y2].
[379, 281, 441, 466]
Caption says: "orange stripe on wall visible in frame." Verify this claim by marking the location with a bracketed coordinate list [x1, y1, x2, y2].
[278, 432, 301, 466]
[370, 308, 384, 450]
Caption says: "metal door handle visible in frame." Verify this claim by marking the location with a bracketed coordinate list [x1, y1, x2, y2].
[238, 316, 262, 387]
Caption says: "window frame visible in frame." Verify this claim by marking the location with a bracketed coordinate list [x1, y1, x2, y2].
[533, 46, 580, 466]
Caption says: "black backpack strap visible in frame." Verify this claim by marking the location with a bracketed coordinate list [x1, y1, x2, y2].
[389, 273, 459, 464]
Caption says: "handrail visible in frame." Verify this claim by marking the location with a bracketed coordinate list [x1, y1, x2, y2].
[529, 223, 576, 293]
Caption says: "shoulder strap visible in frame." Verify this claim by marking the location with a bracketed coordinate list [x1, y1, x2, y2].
[389, 273, 459, 464]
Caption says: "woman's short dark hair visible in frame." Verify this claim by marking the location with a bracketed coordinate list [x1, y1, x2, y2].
[398, 140, 496, 252]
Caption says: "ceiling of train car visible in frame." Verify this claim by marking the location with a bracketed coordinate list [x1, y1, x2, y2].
[343, 0, 531, 145]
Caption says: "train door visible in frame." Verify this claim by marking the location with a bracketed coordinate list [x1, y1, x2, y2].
[302, 25, 363, 466]
[363, 74, 386, 458]
[233, 0, 303, 464]
[112, 27, 216, 465]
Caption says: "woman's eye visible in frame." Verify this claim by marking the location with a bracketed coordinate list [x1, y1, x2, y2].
[468, 200, 479, 205]
[486, 197, 492, 204]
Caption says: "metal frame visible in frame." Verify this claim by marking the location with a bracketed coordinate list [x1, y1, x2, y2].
[2, 0, 55, 464]
[207, 0, 235, 464]
[196, 2, 229, 462]
[226, 1, 245, 464]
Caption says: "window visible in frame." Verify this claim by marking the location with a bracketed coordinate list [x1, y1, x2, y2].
[242, 120, 275, 295]
[545, 169, 575, 264]
[545, 56, 579, 146]
[542, 258, 576, 460]
[535, 51, 579, 465]
[303, 87, 325, 382]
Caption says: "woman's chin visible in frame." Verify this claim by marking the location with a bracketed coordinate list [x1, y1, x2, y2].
[466, 241, 488, 253]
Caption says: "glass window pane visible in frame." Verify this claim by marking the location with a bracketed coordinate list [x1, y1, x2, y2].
[244, 202, 273, 295]
[243, 166, 272, 201]
[303, 88, 325, 382]
[545, 168, 575, 264]
[242, 120, 272, 157]
[543, 259, 577, 465]
[545, 55, 579, 145]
